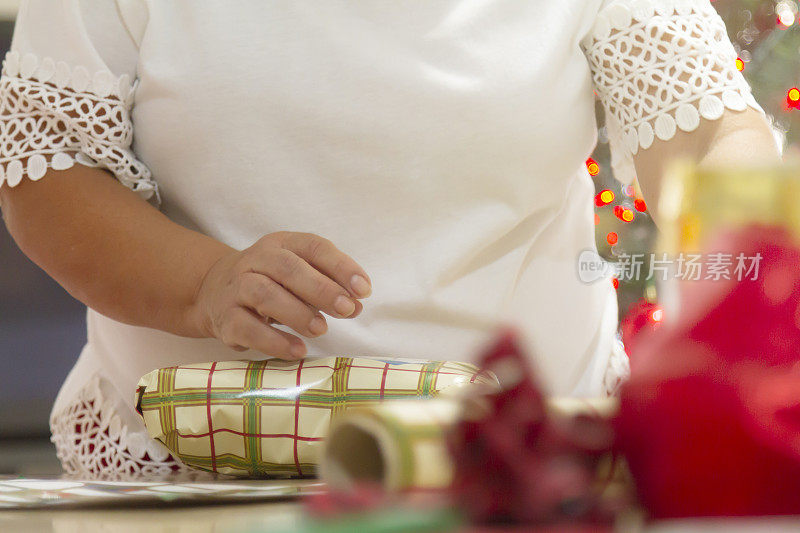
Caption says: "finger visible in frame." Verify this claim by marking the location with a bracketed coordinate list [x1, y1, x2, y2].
[248, 247, 360, 319]
[238, 273, 327, 337]
[220, 307, 306, 359]
[278, 232, 372, 299]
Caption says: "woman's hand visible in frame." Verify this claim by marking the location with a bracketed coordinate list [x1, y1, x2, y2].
[191, 231, 372, 359]
[1, 166, 371, 352]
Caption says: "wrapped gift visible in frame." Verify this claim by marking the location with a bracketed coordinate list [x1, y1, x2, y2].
[135, 357, 494, 477]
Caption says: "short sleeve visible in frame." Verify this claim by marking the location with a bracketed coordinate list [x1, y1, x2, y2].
[0, 0, 159, 204]
[581, 0, 765, 185]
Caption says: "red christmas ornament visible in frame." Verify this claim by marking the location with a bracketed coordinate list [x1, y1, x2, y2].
[616, 225, 800, 519]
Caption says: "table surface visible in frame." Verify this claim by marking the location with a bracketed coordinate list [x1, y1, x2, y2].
[5, 504, 800, 533]
[0, 500, 305, 533]
[2, 477, 799, 533]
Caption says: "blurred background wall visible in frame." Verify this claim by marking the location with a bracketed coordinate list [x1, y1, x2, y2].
[0, 0, 83, 473]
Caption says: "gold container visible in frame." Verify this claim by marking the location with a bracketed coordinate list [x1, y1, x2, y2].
[654, 159, 800, 316]
[658, 159, 800, 256]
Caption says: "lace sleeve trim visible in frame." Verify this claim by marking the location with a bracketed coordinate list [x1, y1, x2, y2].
[0, 51, 159, 203]
[582, 0, 764, 185]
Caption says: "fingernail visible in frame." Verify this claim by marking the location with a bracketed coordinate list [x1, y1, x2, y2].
[308, 315, 327, 335]
[334, 295, 356, 317]
[350, 275, 372, 298]
[290, 343, 306, 358]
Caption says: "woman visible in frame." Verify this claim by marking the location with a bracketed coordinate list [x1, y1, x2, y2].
[0, 0, 781, 478]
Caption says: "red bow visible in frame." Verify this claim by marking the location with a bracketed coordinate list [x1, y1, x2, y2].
[449, 329, 616, 527]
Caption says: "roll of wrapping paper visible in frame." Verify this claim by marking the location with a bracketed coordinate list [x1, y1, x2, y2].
[320, 396, 619, 491]
[135, 357, 496, 477]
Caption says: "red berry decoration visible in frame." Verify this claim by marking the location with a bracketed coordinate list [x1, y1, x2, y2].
[449, 329, 615, 527]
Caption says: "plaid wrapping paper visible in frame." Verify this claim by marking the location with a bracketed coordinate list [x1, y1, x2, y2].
[135, 357, 493, 477]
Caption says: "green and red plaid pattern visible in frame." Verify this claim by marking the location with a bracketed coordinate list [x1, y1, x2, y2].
[136, 357, 490, 477]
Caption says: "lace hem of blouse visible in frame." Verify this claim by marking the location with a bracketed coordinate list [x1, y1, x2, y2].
[582, 0, 765, 185]
[49, 374, 195, 480]
[0, 51, 158, 203]
[605, 334, 631, 396]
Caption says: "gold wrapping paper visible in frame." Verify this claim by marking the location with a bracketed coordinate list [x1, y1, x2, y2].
[320, 397, 618, 491]
[135, 357, 495, 477]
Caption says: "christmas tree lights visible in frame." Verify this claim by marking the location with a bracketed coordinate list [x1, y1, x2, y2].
[590, 0, 800, 318]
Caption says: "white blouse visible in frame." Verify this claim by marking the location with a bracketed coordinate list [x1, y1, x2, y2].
[0, 0, 762, 478]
